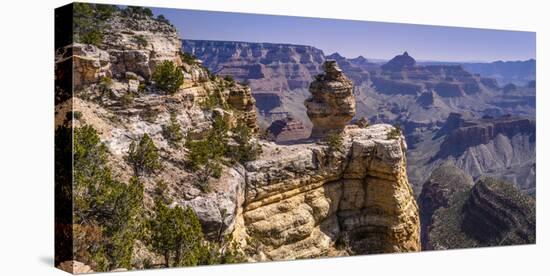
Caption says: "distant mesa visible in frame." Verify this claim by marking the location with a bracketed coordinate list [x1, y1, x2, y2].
[381, 51, 417, 71]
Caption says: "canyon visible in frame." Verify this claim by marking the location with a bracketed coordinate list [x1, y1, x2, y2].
[183, 39, 536, 196]
[56, 7, 422, 272]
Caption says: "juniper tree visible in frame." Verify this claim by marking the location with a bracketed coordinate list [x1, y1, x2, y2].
[162, 112, 184, 148]
[127, 134, 161, 176]
[230, 122, 261, 164]
[149, 201, 204, 267]
[152, 61, 184, 95]
[71, 125, 144, 270]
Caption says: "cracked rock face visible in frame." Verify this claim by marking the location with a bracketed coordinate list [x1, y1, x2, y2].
[305, 60, 356, 138]
[232, 124, 420, 260]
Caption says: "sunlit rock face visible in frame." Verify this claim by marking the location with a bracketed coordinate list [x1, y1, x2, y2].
[232, 124, 420, 260]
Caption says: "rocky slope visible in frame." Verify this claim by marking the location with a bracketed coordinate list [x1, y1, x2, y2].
[461, 177, 536, 245]
[408, 113, 536, 196]
[418, 166, 473, 249]
[56, 10, 421, 271]
[422, 175, 535, 250]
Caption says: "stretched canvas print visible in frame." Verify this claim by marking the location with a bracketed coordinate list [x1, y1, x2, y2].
[55, 2, 536, 273]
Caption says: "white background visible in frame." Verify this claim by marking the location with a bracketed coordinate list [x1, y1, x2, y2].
[0, 0, 548, 275]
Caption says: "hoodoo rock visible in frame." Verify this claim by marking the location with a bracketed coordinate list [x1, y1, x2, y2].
[305, 60, 356, 138]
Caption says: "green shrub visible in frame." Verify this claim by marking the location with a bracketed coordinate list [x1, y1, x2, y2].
[99, 76, 113, 93]
[162, 112, 184, 148]
[127, 133, 161, 176]
[223, 75, 235, 87]
[73, 3, 117, 47]
[156, 14, 171, 25]
[80, 29, 103, 47]
[71, 125, 144, 271]
[199, 88, 224, 110]
[186, 117, 229, 191]
[387, 125, 402, 140]
[138, 83, 147, 93]
[154, 179, 169, 203]
[149, 201, 204, 267]
[325, 132, 344, 153]
[223, 75, 234, 83]
[134, 35, 148, 48]
[152, 61, 184, 95]
[230, 122, 261, 164]
[94, 4, 118, 20]
[74, 111, 83, 120]
[123, 6, 153, 17]
[179, 52, 198, 65]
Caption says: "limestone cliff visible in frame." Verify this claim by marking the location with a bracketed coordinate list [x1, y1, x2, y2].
[234, 125, 420, 260]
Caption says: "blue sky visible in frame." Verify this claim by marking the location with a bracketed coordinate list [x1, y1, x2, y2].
[151, 7, 535, 62]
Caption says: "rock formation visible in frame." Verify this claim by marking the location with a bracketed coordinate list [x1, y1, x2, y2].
[425, 177, 535, 249]
[436, 115, 536, 159]
[305, 61, 356, 138]
[408, 112, 536, 197]
[461, 177, 535, 245]
[234, 124, 420, 259]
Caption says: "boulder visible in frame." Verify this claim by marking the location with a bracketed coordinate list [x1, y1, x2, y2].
[57, 261, 94, 274]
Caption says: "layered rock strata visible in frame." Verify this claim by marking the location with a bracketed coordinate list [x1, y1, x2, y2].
[234, 124, 420, 260]
[425, 176, 535, 249]
[305, 61, 356, 138]
[461, 177, 535, 245]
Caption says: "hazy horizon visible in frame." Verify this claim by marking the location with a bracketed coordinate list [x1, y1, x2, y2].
[150, 7, 535, 63]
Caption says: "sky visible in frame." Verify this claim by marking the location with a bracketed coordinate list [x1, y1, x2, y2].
[151, 7, 535, 62]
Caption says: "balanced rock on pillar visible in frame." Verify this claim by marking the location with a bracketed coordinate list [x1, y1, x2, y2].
[305, 60, 356, 139]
